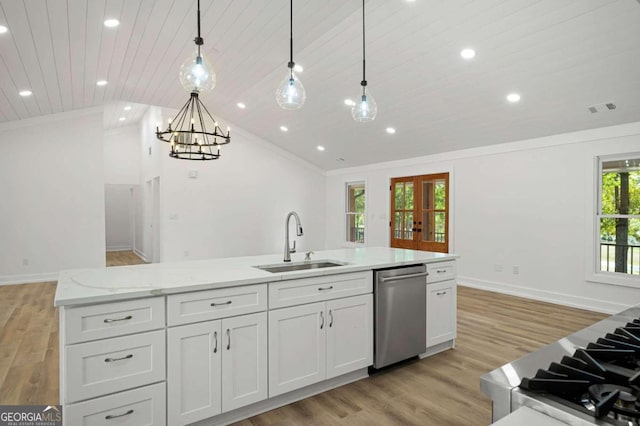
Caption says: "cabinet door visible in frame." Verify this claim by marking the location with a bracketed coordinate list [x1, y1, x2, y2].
[268, 302, 326, 397]
[221, 312, 268, 412]
[167, 321, 222, 425]
[426, 280, 457, 347]
[326, 294, 373, 379]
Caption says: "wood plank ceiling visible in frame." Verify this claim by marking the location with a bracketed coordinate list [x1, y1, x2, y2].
[0, 0, 639, 170]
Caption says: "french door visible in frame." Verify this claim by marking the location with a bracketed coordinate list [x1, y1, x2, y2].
[390, 173, 449, 253]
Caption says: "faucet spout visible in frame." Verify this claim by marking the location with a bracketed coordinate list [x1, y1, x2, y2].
[284, 211, 303, 262]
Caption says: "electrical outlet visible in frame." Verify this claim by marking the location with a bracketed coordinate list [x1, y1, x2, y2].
[513, 265, 519, 275]
[22, 258, 29, 266]
[494, 264, 502, 272]
[184, 250, 189, 257]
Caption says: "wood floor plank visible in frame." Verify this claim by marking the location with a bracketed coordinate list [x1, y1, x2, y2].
[0, 277, 608, 423]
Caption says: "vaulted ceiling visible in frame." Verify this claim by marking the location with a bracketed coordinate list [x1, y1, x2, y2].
[1, 0, 639, 170]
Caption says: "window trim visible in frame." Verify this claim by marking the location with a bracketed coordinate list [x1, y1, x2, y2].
[344, 180, 367, 246]
[587, 152, 640, 288]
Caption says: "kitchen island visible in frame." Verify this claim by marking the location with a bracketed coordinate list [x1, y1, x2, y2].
[55, 247, 458, 426]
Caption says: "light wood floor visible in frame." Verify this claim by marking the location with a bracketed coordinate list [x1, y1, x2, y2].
[0, 276, 607, 425]
[106, 250, 147, 267]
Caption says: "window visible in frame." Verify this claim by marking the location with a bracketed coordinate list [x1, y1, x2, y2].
[597, 155, 640, 278]
[346, 182, 365, 243]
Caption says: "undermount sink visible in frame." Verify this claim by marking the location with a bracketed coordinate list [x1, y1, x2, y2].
[254, 260, 348, 273]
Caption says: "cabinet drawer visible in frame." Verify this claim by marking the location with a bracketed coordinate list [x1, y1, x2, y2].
[65, 330, 165, 403]
[269, 272, 372, 309]
[427, 262, 456, 283]
[167, 284, 267, 326]
[65, 382, 165, 426]
[64, 297, 165, 344]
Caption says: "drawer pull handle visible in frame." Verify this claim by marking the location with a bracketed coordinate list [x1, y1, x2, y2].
[213, 331, 218, 353]
[320, 311, 324, 329]
[211, 301, 232, 307]
[105, 409, 134, 420]
[105, 354, 133, 363]
[103, 315, 132, 323]
[437, 270, 447, 273]
[436, 291, 447, 296]
[227, 329, 231, 350]
[329, 310, 333, 327]
[318, 286, 334, 291]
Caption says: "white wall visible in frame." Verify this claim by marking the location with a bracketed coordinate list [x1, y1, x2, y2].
[104, 125, 140, 252]
[0, 109, 106, 284]
[325, 122, 640, 313]
[152, 110, 326, 262]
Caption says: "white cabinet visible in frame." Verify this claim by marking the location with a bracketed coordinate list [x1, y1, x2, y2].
[269, 294, 372, 397]
[168, 312, 267, 425]
[425, 260, 457, 351]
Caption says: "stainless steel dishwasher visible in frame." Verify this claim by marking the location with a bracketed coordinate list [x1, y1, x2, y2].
[373, 264, 427, 368]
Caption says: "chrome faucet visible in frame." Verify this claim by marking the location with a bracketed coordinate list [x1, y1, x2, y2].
[284, 211, 303, 262]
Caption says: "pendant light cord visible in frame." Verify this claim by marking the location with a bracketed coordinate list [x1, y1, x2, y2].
[361, 0, 367, 90]
[195, 0, 204, 54]
[288, 0, 294, 71]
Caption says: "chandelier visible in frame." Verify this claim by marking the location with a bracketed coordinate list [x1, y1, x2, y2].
[156, 0, 230, 160]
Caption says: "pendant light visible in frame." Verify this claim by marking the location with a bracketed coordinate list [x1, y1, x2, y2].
[276, 0, 306, 110]
[351, 0, 377, 122]
[179, 0, 215, 93]
[156, 0, 230, 160]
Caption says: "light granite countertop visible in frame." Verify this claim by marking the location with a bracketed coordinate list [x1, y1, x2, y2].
[55, 247, 458, 307]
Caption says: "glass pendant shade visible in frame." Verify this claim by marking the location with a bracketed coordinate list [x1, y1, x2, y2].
[179, 48, 216, 93]
[276, 71, 306, 110]
[351, 88, 377, 122]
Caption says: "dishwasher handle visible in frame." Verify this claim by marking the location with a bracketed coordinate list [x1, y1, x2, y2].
[379, 271, 429, 283]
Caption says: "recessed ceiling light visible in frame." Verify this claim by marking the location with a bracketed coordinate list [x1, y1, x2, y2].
[104, 19, 120, 28]
[119, 117, 126, 121]
[280, 126, 288, 132]
[123, 105, 132, 111]
[96, 80, 108, 86]
[19, 90, 32, 97]
[460, 48, 476, 59]
[317, 145, 325, 151]
[0, 25, 8, 34]
[237, 102, 246, 109]
[293, 64, 303, 73]
[386, 127, 396, 134]
[344, 99, 356, 107]
[506, 93, 521, 103]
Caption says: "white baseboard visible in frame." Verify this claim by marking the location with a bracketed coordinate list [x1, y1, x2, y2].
[0, 272, 59, 286]
[133, 248, 148, 263]
[458, 276, 628, 315]
[106, 245, 133, 252]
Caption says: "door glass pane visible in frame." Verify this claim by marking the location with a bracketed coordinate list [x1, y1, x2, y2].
[395, 183, 404, 210]
[423, 181, 433, 210]
[422, 212, 446, 243]
[434, 179, 446, 210]
[405, 182, 414, 210]
[601, 159, 640, 215]
[394, 212, 403, 239]
[404, 213, 414, 240]
[599, 217, 640, 275]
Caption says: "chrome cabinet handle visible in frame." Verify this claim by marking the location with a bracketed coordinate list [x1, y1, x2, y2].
[436, 291, 447, 296]
[320, 311, 324, 329]
[211, 301, 232, 307]
[105, 409, 134, 420]
[213, 331, 218, 353]
[329, 310, 333, 327]
[227, 329, 231, 350]
[105, 354, 133, 363]
[103, 315, 132, 323]
[318, 286, 334, 291]
[436, 269, 447, 273]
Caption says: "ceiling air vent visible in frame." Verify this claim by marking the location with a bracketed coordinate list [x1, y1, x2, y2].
[587, 102, 617, 114]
